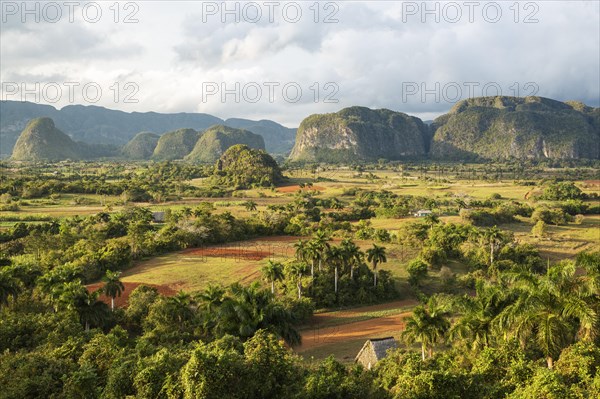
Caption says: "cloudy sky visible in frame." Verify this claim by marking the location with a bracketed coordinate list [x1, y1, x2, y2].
[1, 0, 599, 126]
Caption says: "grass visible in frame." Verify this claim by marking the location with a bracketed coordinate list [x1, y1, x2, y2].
[120, 237, 299, 292]
[121, 252, 262, 292]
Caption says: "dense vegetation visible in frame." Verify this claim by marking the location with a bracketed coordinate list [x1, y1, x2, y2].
[185, 125, 265, 163]
[214, 144, 283, 189]
[1, 159, 599, 398]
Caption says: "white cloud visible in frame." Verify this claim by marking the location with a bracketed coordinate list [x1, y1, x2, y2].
[1, 0, 598, 126]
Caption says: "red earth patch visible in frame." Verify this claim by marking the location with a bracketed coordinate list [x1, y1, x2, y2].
[183, 247, 272, 261]
[276, 185, 326, 193]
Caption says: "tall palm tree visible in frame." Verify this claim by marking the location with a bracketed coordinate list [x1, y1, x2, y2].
[288, 262, 308, 299]
[482, 226, 504, 266]
[0, 269, 21, 307]
[497, 262, 598, 369]
[102, 270, 125, 311]
[78, 290, 110, 332]
[294, 240, 309, 263]
[325, 246, 344, 294]
[261, 261, 284, 294]
[312, 230, 331, 272]
[305, 240, 322, 278]
[402, 296, 451, 360]
[366, 244, 387, 287]
[340, 239, 362, 280]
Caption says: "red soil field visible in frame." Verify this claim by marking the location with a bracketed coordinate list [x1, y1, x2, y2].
[298, 311, 411, 351]
[183, 247, 272, 261]
[297, 299, 417, 351]
[87, 281, 176, 308]
[276, 185, 326, 193]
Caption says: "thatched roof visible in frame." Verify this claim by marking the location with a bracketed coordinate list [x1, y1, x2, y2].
[355, 337, 398, 369]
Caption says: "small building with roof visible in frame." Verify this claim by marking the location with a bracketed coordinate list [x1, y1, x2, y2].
[414, 209, 433, 217]
[355, 337, 398, 370]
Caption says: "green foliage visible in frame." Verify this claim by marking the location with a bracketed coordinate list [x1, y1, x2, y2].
[213, 144, 284, 189]
[407, 258, 428, 287]
[540, 181, 583, 201]
[185, 125, 265, 163]
[531, 206, 573, 225]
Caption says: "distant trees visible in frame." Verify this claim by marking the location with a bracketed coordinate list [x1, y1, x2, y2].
[540, 181, 583, 200]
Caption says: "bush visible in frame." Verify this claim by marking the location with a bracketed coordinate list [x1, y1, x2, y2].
[531, 220, 547, 238]
[407, 258, 428, 287]
[540, 181, 583, 200]
[531, 207, 573, 226]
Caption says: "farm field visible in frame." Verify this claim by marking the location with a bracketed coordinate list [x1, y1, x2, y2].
[297, 299, 417, 363]
[120, 236, 302, 292]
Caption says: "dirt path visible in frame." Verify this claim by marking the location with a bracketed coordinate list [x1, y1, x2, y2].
[298, 311, 412, 351]
[297, 299, 417, 351]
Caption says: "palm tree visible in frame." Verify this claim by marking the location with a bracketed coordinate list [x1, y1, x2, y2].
[402, 296, 451, 360]
[294, 240, 309, 263]
[312, 230, 331, 272]
[325, 246, 344, 294]
[167, 291, 196, 326]
[261, 261, 284, 294]
[482, 226, 504, 266]
[423, 213, 440, 230]
[102, 270, 125, 311]
[78, 290, 110, 332]
[196, 284, 225, 313]
[497, 262, 598, 369]
[450, 280, 511, 351]
[218, 283, 301, 346]
[57, 281, 109, 331]
[305, 240, 322, 278]
[340, 239, 362, 280]
[243, 200, 258, 212]
[366, 244, 387, 287]
[289, 262, 308, 299]
[0, 269, 21, 307]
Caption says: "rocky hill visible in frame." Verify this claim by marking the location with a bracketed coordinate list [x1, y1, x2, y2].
[0, 101, 296, 157]
[11, 117, 115, 161]
[151, 128, 202, 161]
[120, 132, 160, 160]
[224, 118, 296, 154]
[215, 144, 283, 188]
[288, 107, 430, 162]
[185, 125, 265, 163]
[430, 96, 599, 160]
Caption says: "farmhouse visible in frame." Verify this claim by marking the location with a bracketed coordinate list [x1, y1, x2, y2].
[355, 337, 398, 370]
[414, 209, 433, 217]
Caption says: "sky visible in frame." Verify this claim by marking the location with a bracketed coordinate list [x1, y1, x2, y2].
[1, 0, 599, 126]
